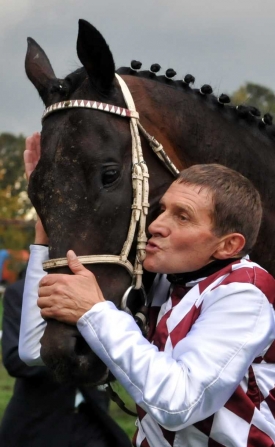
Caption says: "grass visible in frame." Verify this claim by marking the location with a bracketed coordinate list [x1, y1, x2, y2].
[109, 384, 137, 438]
[0, 361, 15, 420]
[0, 298, 136, 439]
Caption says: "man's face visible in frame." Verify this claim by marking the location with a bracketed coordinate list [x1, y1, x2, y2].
[144, 181, 224, 274]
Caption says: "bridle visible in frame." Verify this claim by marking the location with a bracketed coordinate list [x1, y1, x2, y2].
[41, 74, 179, 317]
[40, 74, 180, 416]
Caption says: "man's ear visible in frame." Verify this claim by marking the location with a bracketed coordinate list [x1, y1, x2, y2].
[213, 233, 246, 259]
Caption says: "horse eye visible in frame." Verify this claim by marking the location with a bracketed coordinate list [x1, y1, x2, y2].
[102, 169, 120, 186]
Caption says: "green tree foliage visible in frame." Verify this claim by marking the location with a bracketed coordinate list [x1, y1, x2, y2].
[0, 133, 35, 250]
[0, 219, 34, 251]
[0, 133, 31, 218]
[231, 82, 275, 116]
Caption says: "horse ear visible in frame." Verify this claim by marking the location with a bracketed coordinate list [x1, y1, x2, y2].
[77, 19, 115, 92]
[25, 37, 57, 104]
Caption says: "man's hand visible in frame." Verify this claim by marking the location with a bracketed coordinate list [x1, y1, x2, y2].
[34, 219, 49, 245]
[38, 251, 106, 324]
[24, 132, 49, 245]
[24, 132, 41, 181]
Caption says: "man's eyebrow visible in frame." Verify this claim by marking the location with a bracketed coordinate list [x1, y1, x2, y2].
[174, 203, 196, 216]
[159, 199, 196, 216]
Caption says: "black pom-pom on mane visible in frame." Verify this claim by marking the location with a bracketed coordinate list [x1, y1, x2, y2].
[235, 106, 260, 124]
[249, 107, 261, 117]
[263, 113, 273, 125]
[236, 105, 250, 118]
[165, 69, 177, 79]
[130, 60, 142, 71]
[236, 105, 261, 121]
[200, 84, 213, 95]
[117, 64, 275, 139]
[218, 94, 230, 104]
[150, 64, 161, 74]
[183, 74, 195, 85]
[259, 113, 273, 129]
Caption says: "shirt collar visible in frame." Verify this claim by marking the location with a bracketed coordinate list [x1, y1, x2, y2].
[166, 257, 243, 286]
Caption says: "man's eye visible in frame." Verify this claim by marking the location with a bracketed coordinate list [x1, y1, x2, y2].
[179, 215, 187, 221]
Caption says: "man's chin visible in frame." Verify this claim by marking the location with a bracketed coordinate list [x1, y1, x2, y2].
[143, 259, 159, 273]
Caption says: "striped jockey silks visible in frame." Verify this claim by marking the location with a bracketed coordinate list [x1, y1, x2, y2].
[133, 259, 275, 447]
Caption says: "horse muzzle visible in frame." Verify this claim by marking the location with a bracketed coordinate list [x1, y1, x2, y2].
[40, 319, 108, 386]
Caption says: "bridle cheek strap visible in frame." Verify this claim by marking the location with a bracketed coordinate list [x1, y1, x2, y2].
[41, 74, 179, 300]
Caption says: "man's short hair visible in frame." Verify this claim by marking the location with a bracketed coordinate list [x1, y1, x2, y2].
[176, 164, 262, 254]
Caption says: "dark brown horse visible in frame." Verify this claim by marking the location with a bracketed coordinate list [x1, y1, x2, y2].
[25, 19, 275, 386]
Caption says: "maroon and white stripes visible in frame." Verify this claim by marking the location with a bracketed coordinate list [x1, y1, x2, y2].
[133, 260, 275, 447]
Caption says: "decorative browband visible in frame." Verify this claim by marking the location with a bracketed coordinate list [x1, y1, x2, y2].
[42, 99, 140, 122]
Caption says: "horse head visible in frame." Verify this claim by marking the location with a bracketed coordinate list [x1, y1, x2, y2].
[25, 20, 173, 384]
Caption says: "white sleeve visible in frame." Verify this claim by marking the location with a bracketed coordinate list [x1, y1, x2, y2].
[19, 245, 49, 366]
[77, 283, 275, 431]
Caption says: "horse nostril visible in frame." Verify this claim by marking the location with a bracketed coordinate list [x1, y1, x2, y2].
[74, 336, 91, 357]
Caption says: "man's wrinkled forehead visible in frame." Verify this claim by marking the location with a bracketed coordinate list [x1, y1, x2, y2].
[174, 178, 212, 192]
[162, 181, 214, 211]
[173, 180, 214, 202]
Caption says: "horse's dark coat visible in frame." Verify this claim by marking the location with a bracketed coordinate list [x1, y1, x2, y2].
[25, 19, 275, 386]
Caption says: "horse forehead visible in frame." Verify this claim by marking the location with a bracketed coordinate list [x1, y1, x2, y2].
[42, 110, 131, 158]
[40, 140, 128, 168]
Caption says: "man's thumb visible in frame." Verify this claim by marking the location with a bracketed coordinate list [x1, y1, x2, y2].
[67, 250, 85, 274]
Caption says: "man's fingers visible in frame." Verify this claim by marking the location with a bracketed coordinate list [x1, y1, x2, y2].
[67, 250, 91, 276]
[38, 296, 64, 314]
[33, 132, 41, 159]
[37, 296, 52, 309]
[38, 295, 66, 309]
[39, 274, 66, 287]
[40, 305, 62, 321]
[38, 284, 55, 298]
[25, 134, 34, 152]
[40, 304, 76, 325]
[23, 148, 34, 181]
[24, 132, 41, 180]
[40, 311, 75, 325]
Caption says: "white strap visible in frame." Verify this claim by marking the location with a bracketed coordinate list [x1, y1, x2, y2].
[43, 255, 134, 276]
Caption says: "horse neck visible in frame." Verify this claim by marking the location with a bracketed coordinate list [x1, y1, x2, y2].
[125, 74, 275, 176]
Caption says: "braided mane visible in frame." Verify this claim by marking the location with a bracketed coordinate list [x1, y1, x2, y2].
[116, 65, 275, 142]
[57, 63, 275, 143]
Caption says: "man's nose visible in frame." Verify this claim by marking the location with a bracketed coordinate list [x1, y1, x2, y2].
[148, 213, 169, 237]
